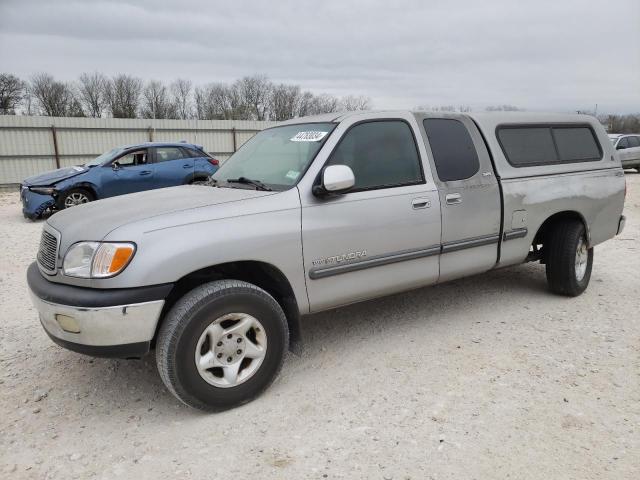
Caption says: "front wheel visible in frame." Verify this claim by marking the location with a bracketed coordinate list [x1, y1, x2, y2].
[156, 280, 289, 411]
[545, 220, 593, 296]
[59, 188, 94, 209]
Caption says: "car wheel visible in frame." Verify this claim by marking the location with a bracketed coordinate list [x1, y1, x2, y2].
[60, 188, 94, 209]
[545, 220, 593, 296]
[190, 178, 210, 185]
[156, 279, 289, 411]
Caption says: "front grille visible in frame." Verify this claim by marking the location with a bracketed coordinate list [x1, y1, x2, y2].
[37, 230, 59, 273]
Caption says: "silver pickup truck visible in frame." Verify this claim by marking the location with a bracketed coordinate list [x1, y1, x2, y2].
[28, 111, 626, 411]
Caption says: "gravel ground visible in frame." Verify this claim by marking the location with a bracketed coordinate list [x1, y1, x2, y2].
[1, 174, 639, 480]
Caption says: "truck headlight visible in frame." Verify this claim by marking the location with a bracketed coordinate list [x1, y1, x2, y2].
[63, 242, 136, 278]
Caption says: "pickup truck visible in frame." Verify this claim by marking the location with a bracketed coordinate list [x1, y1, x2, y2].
[27, 111, 626, 411]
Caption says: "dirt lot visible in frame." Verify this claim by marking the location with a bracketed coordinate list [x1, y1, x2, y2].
[1, 174, 639, 480]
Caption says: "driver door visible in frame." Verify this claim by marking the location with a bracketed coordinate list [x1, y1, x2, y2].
[100, 149, 154, 198]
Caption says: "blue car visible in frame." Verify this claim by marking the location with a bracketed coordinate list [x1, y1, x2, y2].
[20, 142, 219, 219]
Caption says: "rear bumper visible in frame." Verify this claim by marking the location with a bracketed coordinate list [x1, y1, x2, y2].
[27, 262, 172, 358]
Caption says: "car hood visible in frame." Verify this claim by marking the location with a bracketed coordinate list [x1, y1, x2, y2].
[23, 165, 88, 186]
[47, 185, 276, 248]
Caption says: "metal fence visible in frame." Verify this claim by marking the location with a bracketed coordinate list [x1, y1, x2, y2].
[0, 116, 276, 190]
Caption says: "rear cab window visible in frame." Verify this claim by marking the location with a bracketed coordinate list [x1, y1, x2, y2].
[423, 118, 480, 181]
[497, 125, 602, 167]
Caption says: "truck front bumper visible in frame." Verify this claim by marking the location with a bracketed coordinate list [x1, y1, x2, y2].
[27, 262, 173, 358]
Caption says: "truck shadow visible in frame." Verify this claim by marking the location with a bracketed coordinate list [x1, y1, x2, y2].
[54, 262, 550, 415]
[297, 262, 549, 358]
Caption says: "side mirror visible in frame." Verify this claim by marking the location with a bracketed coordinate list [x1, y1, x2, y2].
[313, 165, 355, 197]
[616, 144, 626, 150]
[111, 161, 120, 171]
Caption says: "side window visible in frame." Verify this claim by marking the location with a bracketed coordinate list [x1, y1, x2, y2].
[155, 147, 187, 163]
[423, 118, 480, 181]
[498, 125, 601, 166]
[116, 150, 147, 167]
[627, 136, 640, 148]
[185, 147, 206, 158]
[552, 127, 601, 161]
[617, 137, 629, 149]
[497, 127, 557, 166]
[326, 120, 423, 191]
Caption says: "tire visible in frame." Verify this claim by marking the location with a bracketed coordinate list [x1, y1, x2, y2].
[59, 188, 94, 209]
[545, 220, 593, 296]
[156, 280, 289, 411]
[190, 179, 209, 185]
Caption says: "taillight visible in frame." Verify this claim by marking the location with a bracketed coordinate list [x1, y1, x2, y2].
[208, 158, 219, 167]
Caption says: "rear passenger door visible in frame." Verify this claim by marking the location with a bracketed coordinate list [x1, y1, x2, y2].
[420, 115, 501, 282]
[152, 146, 194, 187]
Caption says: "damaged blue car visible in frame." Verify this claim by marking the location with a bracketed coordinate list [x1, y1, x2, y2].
[20, 142, 219, 219]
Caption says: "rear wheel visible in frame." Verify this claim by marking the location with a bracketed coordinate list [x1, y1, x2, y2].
[156, 280, 289, 411]
[60, 188, 94, 209]
[545, 220, 593, 296]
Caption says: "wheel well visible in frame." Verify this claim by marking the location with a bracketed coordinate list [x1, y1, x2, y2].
[63, 183, 97, 199]
[533, 211, 589, 258]
[156, 261, 301, 350]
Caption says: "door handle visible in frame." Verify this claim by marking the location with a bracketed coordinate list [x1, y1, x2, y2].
[139, 170, 152, 176]
[183, 164, 192, 169]
[445, 193, 462, 205]
[411, 197, 431, 209]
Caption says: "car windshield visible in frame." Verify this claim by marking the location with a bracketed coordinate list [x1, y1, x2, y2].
[85, 147, 124, 167]
[212, 123, 336, 190]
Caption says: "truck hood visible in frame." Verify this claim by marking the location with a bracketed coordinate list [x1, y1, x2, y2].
[23, 165, 88, 186]
[47, 185, 276, 246]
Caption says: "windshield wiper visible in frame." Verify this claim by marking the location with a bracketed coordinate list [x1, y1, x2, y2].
[226, 177, 272, 191]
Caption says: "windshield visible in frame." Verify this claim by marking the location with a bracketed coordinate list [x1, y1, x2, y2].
[212, 123, 336, 190]
[85, 147, 124, 167]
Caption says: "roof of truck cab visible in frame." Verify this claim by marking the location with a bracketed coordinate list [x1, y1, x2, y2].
[280, 110, 600, 126]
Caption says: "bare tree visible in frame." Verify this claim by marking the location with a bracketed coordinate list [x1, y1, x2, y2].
[236, 75, 272, 120]
[171, 78, 193, 120]
[296, 91, 316, 117]
[270, 83, 300, 121]
[78, 72, 107, 117]
[599, 113, 640, 133]
[141, 80, 175, 119]
[194, 83, 230, 120]
[0, 73, 25, 114]
[309, 93, 340, 115]
[105, 74, 143, 118]
[340, 95, 371, 111]
[193, 85, 207, 120]
[30, 73, 77, 116]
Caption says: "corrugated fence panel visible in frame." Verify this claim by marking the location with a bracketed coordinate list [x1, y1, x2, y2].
[0, 116, 275, 187]
[0, 128, 53, 157]
[0, 157, 57, 185]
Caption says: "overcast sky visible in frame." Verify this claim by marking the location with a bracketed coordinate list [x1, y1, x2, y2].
[1, 0, 639, 113]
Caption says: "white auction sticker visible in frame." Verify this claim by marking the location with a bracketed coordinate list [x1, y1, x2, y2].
[290, 131, 328, 142]
[285, 170, 300, 180]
